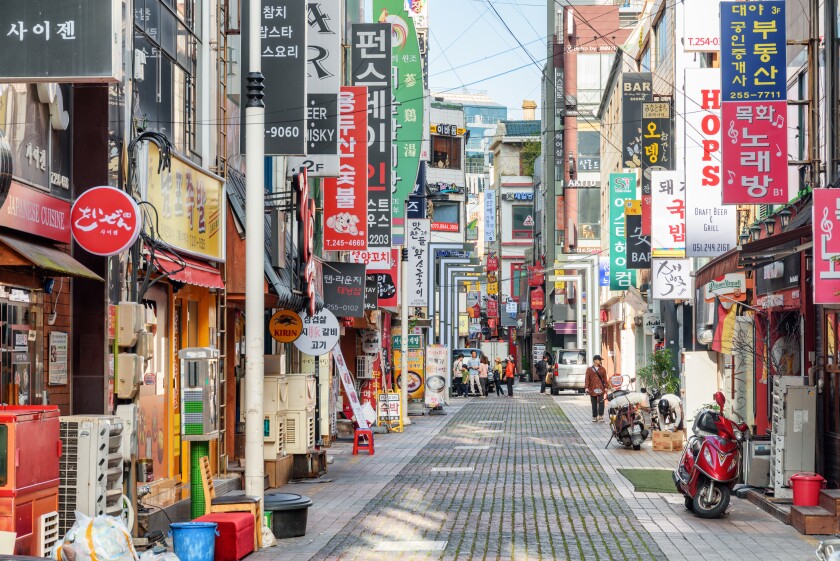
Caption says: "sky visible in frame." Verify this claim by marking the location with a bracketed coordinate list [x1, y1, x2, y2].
[427, 0, 547, 118]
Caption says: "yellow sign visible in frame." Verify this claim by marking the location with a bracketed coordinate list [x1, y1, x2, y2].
[458, 314, 469, 336]
[625, 199, 642, 215]
[144, 143, 224, 260]
[488, 281, 498, 295]
[465, 281, 479, 292]
[430, 124, 467, 136]
[268, 310, 303, 343]
[393, 349, 425, 400]
[554, 261, 563, 291]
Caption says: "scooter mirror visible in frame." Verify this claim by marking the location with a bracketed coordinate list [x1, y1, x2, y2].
[714, 391, 726, 410]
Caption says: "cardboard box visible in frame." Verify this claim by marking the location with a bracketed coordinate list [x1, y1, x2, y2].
[652, 430, 684, 451]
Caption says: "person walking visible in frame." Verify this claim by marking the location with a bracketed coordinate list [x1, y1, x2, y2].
[505, 355, 516, 397]
[537, 352, 552, 394]
[478, 355, 489, 397]
[452, 354, 465, 398]
[466, 350, 481, 396]
[585, 354, 608, 422]
[492, 357, 505, 396]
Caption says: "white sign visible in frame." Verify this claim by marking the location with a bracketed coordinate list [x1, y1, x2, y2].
[652, 259, 692, 300]
[684, 0, 721, 52]
[424, 345, 449, 408]
[361, 330, 381, 354]
[48, 331, 68, 385]
[704, 272, 747, 302]
[484, 190, 496, 242]
[295, 309, 340, 355]
[684, 69, 737, 257]
[506, 301, 518, 314]
[377, 392, 402, 422]
[642, 313, 662, 336]
[331, 347, 370, 428]
[348, 249, 392, 271]
[406, 218, 431, 307]
[651, 170, 686, 257]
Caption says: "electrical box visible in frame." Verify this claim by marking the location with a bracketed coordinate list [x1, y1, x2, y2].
[772, 377, 816, 498]
[117, 302, 144, 347]
[115, 404, 138, 461]
[136, 331, 155, 360]
[116, 353, 143, 399]
[179, 347, 220, 440]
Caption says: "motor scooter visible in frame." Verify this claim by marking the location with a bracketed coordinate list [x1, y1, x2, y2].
[673, 391, 749, 518]
[606, 389, 649, 450]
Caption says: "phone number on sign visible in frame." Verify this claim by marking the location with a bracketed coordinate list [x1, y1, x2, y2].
[687, 37, 720, 47]
[266, 126, 301, 138]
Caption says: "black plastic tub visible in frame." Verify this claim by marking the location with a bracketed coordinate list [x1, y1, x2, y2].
[264, 493, 313, 539]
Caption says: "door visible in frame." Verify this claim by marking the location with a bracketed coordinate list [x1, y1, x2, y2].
[822, 310, 840, 486]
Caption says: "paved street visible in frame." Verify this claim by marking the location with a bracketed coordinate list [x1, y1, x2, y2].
[255, 384, 819, 561]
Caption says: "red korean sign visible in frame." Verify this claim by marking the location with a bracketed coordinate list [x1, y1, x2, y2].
[528, 265, 544, 287]
[324, 87, 368, 251]
[486, 299, 498, 317]
[0, 182, 71, 243]
[71, 186, 142, 256]
[813, 189, 840, 304]
[721, 100, 788, 204]
[530, 286, 545, 311]
[371, 248, 400, 308]
[487, 255, 499, 273]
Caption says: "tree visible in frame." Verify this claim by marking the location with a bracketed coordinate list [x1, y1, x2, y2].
[636, 348, 679, 395]
[520, 140, 541, 177]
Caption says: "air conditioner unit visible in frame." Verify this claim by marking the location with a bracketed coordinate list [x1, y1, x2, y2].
[286, 373, 315, 412]
[117, 302, 144, 346]
[264, 375, 289, 417]
[284, 409, 315, 455]
[117, 353, 144, 399]
[36, 511, 60, 558]
[59, 416, 125, 536]
[264, 413, 286, 460]
[355, 355, 374, 379]
[136, 331, 155, 360]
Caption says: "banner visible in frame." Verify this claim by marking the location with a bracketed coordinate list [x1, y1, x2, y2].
[406, 219, 431, 307]
[625, 199, 650, 269]
[651, 258, 691, 300]
[641, 101, 672, 233]
[650, 170, 686, 257]
[287, 0, 342, 176]
[609, 173, 637, 291]
[351, 24, 392, 249]
[332, 347, 370, 428]
[373, 0, 424, 228]
[621, 73, 652, 171]
[323, 87, 368, 250]
[394, 347, 425, 400]
[425, 345, 449, 408]
[323, 262, 366, 317]
[684, 69, 737, 257]
[485, 190, 497, 242]
[814, 189, 840, 304]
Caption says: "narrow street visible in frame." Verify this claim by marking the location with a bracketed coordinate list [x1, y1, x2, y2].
[255, 385, 816, 561]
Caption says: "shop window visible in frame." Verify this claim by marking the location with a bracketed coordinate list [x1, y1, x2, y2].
[431, 202, 460, 232]
[511, 204, 534, 239]
[432, 136, 462, 169]
[577, 189, 601, 240]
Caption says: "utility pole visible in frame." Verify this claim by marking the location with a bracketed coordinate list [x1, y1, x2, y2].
[244, 0, 266, 503]
[400, 246, 411, 426]
[828, 0, 840, 184]
[808, 0, 821, 189]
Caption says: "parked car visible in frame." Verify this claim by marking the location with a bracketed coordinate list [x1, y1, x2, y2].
[551, 350, 587, 394]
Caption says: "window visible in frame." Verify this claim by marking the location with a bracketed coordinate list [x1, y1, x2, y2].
[465, 154, 484, 174]
[511, 263, 525, 300]
[511, 204, 534, 239]
[577, 189, 601, 240]
[577, 131, 601, 172]
[641, 46, 651, 72]
[432, 136, 462, 169]
[431, 202, 460, 232]
[655, 8, 671, 69]
[576, 54, 614, 109]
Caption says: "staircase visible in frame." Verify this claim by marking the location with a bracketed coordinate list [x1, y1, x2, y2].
[791, 490, 840, 535]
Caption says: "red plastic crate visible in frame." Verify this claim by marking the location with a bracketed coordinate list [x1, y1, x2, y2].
[193, 512, 255, 561]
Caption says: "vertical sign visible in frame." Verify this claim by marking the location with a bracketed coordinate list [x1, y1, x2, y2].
[554, 67, 565, 162]
[720, 0, 787, 205]
[288, 0, 342, 176]
[352, 24, 392, 249]
[241, 0, 308, 155]
[651, 259, 691, 300]
[331, 347, 371, 428]
[373, 0, 424, 231]
[406, 219, 431, 307]
[484, 190, 497, 242]
[621, 73, 652, 170]
[323, 87, 368, 250]
[599, 258, 610, 287]
[364, 275, 379, 310]
[323, 262, 367, 317]
[813, 189, 840, 304]
[641, 101, 672, 234]
[684, 69, 737, 256]
[609, 173, 637, 291]
[48, 331, 68, 385]
[425, 345, 449, 408]
[650, 170, 686, 257]
[625, 200, 650, 269]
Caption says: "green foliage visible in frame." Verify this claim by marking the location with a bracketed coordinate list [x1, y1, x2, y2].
[636, 348, 679, 394]
[520, 140, 541, 177]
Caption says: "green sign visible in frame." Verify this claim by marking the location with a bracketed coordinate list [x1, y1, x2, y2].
[373, 0, 424, 229]
[609, 173, 638, 291]
[393, 334, 422, 349]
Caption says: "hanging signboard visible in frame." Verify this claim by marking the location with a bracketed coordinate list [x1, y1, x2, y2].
[609, 173, 637, 291]
[241, 0, 308, 155]
[351, 23, 392, 249]
[361, 330, 381, 354]
[372, 248, 400, 307]
[684, 69, 737, 257]
[621, 73, 652, 170]
[295, 309, 340, 355]
[813, 189, 840, 304]
[485, 191, 497, 242]
[704, 272, 748, 303]
[331, 346, 370, 428]
[650, 170, 686, 258]
[71, 186, 142, 256]
[625, 200, 650, 270]
[651, 259, 692, 300]
[407, 219, 431, 307]
[268, 309, 303, 343]
[323, 87, 368, 249]
[642, 312, 662, 335]
[323, 262, 366, 317]
[641, 101, 672, 234]
[425, 345, 449, 408]
[364, 275, 379, 311]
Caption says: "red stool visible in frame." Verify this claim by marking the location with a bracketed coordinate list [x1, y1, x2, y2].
[353, 428, 374, 455]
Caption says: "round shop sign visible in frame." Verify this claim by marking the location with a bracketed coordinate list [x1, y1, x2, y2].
[269, 309, 303, 343]
[294, 308, 340, 356]
[71, 186, 142, 256]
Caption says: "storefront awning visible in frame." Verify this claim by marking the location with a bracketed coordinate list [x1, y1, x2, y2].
[694, 248, 741, 289]
[153, 249, 225, 289]
[738, 226, 812, 269]
[0, 234, 103, 281]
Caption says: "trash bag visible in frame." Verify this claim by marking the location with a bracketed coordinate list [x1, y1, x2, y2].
[139, 551, 179, 561]
[261, 523, 276, 549]
[54, 512, 139, 561]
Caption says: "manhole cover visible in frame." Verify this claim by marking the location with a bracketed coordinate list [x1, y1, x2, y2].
[373, 540, 448, 552]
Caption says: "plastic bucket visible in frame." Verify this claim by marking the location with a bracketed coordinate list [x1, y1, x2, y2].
[170, 522, 218, 561]
[789, 473, 826, 506]
[265, 493, 313, 539]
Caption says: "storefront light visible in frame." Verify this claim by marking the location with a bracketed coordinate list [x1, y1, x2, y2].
[778, 207, 792, 228]
[763, 217, 776, 236]
[749, 224, 762, 242]
[739, 230, 750, 245]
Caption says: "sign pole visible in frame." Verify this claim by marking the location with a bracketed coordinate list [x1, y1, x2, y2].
[244, 0, 265, 505]
[400, 246, 411, 426]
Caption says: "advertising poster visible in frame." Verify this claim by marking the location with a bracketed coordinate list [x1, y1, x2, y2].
[650, 170, 686, 257]
[609, 173, 637, 291]
[323, 87, 368, 250]
[48, 331, 68, 385]
[684, 69, 737, 257]
[394, 348, 425, 400]
[813, 189, 840, 304]
[425, 345, 449, 408]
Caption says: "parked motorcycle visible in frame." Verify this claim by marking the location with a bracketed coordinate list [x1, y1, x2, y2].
[606, 389, 649, 450]
[673, 391, 749, 518]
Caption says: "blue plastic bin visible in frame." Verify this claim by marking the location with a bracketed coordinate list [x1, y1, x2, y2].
[170, 522, 219, 561]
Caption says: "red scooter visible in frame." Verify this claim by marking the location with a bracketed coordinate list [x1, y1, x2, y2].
[673, 391, 749, 518]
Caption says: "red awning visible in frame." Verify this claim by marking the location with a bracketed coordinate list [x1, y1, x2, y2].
[151, 249, 225, 290]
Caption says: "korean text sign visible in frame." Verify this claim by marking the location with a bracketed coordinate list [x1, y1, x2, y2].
[813, 189, 840, 304]
[609, 173, 637, 291]
[650, 170, 686, 257]
[323, 262, 367, 318]
[641, 101, 672, 235]
[652, 259, 692, 300]
[720, 100, 788, 204]
[407, 219, 431, 308]
[71, 187, 141, 256]
[241, 0, 308, 155]
[331, 347, 370, 428]
[684, 69, 738, 257]
[624, 200, 650, 270]
[351, 24, 392, 249]
[323, 87, 368, 250]
[720, 0, 786, 101]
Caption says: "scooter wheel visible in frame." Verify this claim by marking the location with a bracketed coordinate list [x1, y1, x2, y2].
[692, 483, 731, 519]
[684, 497, 694, 511]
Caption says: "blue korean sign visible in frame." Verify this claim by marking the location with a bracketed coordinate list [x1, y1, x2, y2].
[599, 259, 610, 287]
[720, 0, 786, 101]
